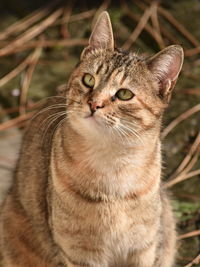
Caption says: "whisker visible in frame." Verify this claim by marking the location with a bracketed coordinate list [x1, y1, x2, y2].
[49, 117, 67, 143]
[123, 120, 139, 128]
[31, 103, 82, 122]
[118, 125, 131, 144]
[113, 125, 126, 144]
[43, 109, 79, 126]
[120, 123, 144, 145]
[122, 121, 144, 144]
[43, 111, 66, 124]
[30, 104, 66, 122]
[41, 112, 67, 144]
[40, 107, 84, 144]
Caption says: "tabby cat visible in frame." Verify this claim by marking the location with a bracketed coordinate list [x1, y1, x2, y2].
[0, 11, 184, 267]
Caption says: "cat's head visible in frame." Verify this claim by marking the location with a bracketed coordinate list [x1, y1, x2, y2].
[65, 12, 184, 144]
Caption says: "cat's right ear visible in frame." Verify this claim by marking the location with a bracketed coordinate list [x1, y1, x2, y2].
[147, 45, 184, 103]
[81, 11, 114, 59]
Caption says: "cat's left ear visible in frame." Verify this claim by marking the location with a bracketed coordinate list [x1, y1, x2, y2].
[147, 45, 184, 103]
[81, 11, 114, 59]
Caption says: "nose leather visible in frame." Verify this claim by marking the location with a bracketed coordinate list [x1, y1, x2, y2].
[87, 99, 105, 114]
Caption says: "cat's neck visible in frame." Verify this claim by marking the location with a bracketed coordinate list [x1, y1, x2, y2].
[50, 122, 161, 202]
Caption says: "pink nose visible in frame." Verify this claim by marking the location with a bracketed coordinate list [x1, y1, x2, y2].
[87, 100, 105, 114]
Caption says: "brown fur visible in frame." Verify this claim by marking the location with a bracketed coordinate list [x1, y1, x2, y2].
[0, 12, 183, 266]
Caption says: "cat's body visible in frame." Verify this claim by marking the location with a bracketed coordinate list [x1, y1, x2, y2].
[0, 12, 183, 267]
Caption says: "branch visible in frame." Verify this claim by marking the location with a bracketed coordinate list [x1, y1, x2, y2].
[19, 44, 43, 115]
[162, 104, 200, 139]
[165, 169, 200, 188]
[175, 132, 200, 175]
[0, 38, 87, 57]
[179, 230, 200, 240]
[123, 1, 157, 50]
[0, 0, 61, 40]
[0, 51, 40, 88]
[184, 253, 200, 267]
[0, 8, 63, 58]
[0, 112, 34, 131]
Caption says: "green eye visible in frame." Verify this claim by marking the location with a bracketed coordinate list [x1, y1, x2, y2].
[82, 73, 95, 88]
[116, 88, 134, 101]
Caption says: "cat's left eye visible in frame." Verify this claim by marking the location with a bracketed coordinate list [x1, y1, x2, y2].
[116, 88, 134, 101]
[82, 73, 95, 88]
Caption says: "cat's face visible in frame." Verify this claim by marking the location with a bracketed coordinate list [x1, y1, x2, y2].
[65, 12, 183, 144]
[66, 50, 161, 143]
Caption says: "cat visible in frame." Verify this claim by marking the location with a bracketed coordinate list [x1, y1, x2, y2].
[0, 11, 184, 267]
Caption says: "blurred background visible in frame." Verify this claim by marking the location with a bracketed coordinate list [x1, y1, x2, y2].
[0, 0, 200, 266]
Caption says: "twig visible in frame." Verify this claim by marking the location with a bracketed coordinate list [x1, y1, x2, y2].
[0, 106, 19, 115]
[165, 169, 200, 188]
[54, 9, 96, 26]
[160, 26, 180, 45]
[19, 43, 43, 115]
[0, 0, 61, 41]
[134, 0, 178, 45]
[166, 131, 200, 185]
[162, 104, 200, 138]
[143, 0, 200, 48]
[122, 1, 157, 50]
[174, 132, 200, 175]
[0, 51, 40, 88]
[150, 1, 165, 48]
[179, 229, 200, 240]
[182, 151, 199, 175]
[158, 6, 200, 48]
[185, 47, 200, 57]
[177, 257, 195, 263]
[60, 1, 74, 39]
[183, 89, 200, 95]
[0, 8, 63, 58]
[0, 38, 88, 57]
[184, 253, 200, 267]
[175, 192, 200, 202]
[121, 0, 167, 50]
[0, 102, 38, 116]
[0, 112, 34, 131]
[151, 5, 165, 48]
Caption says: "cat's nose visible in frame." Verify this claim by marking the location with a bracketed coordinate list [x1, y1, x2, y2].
[87, 100, 105, 114]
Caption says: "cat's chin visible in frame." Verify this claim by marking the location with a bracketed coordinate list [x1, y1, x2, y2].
[69, 113, 135, 145]
[84, 114, 102, 126]
[82, 115, 107, 134]
[69, 113, 114, 141]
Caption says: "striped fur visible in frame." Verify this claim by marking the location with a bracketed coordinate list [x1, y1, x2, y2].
[0, 12, 183, 267]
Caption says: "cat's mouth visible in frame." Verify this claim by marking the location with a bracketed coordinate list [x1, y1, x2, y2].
[85, 113, 98, 121]
[84, 113, 93, 119]
[84, 112, 103, 126]
[84, 110, 98, 119]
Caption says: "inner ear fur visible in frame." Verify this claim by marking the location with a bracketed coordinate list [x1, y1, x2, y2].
[81, 11, 114, 59]
[147, 45, 184, 103]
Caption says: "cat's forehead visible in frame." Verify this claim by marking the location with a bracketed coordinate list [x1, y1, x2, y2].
[82, 49, 146, 76]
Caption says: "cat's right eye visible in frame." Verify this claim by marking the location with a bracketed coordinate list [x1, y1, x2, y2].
[82, 73, 95, 89]
[116, 88, 134, 101]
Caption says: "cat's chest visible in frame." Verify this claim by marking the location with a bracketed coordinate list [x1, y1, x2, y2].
[51, 194, 160, 266]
